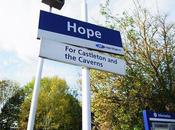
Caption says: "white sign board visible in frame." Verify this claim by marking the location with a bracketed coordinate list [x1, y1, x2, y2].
[38, 10, 124, 55]
[39, 39, 126, 75]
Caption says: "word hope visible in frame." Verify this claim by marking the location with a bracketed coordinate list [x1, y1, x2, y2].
[67, 21, 102, 39]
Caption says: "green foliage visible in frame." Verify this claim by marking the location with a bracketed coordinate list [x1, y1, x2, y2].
[0, 81, 22, 130]
[0, 80, 19, 107]
[91, 0, 175, 130]
[19, 77, 82, 130]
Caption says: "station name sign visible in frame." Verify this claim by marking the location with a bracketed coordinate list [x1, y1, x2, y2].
[143, 110, 175, 130]
[38, 10, 124, 55]
[39, 39, 126, 75]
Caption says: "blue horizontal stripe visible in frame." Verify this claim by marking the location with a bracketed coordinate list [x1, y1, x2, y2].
[38, 10, 123, 48]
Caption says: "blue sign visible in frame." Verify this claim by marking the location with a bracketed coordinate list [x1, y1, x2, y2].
[143, 110, 175, 130]
[38, 10, 124, 55]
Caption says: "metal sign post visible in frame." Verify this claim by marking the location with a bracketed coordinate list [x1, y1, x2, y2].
[27, 7, 52, 130]
[82, 67, 91, 130]
[27, 57, 44, 130]
[82, 0, 91, 130]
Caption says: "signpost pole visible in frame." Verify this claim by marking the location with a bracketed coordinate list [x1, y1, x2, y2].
[27, 57, 44, 130]
[82, 0, 91, 130]
[27, 7, 52, 130]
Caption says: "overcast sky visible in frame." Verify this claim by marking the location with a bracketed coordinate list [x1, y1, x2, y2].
[0, 0, 175, 89]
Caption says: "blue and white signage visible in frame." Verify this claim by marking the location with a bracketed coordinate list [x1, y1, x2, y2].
[143, 110, 175, 130]
[39, 39, 126, 75]
[38, 10, 124, 55]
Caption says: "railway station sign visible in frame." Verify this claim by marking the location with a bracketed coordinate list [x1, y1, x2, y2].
[38, 10, 124, 55]
[143, 110, 175, 130]
[39, 39, 126, 75]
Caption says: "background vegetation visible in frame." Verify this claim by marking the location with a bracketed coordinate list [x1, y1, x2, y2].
[0, 0, 175, 130]
[91, 0, 175, 129]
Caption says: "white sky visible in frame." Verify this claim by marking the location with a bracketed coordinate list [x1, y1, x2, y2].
[0, 0, 175, 89]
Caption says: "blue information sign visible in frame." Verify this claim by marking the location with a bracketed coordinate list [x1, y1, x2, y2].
[38, 10, 124, 55]
[143, 110, 175, 130]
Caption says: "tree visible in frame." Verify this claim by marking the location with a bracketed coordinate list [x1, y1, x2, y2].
[91, 0, 175, 129]
[0, 89, 24, 130]
[0, 80, 22, 130]
[19, 77, 82, 130]
[0, 80, 19, 109]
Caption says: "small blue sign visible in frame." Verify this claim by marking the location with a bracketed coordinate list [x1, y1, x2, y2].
[143, 110, 175, 130]
[38, 10, 123, 55]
